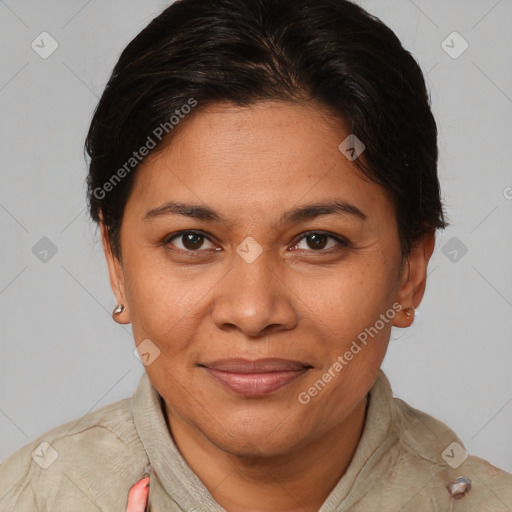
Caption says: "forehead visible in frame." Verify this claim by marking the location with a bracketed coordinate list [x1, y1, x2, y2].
[138, 100, 348, 175]
[126, 100, 393, 222]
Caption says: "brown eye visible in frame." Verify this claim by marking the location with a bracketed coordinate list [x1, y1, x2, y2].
[305, 233, 329, 250]
[292, 232, 349, 252]
[182, 232, 204, 250]
[166, 231, 216, 252]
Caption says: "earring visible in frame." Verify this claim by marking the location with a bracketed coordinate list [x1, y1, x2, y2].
[403, 306, 416, 319]
[112, 304, 126, 319]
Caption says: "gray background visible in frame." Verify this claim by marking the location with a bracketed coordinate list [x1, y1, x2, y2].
[1, 0, 511, 473]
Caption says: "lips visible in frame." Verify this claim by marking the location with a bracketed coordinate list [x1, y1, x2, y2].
[200, 358, 312, 397]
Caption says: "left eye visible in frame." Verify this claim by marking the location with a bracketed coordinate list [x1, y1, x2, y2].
[291, 232, 348, 252]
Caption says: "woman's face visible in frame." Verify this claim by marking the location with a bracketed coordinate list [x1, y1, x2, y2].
[102, 100, 430, 457]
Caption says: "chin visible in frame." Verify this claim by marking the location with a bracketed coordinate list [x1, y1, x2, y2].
[212, 431, 301, 460]
[202, 408, 307, 459]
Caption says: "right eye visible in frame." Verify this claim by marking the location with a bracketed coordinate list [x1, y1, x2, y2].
[163, 230, 219, 253]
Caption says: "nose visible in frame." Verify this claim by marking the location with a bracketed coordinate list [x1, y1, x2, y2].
[211, 247, 298, 338]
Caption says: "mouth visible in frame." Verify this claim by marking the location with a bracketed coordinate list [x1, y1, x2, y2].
[199, 358, 313, 397]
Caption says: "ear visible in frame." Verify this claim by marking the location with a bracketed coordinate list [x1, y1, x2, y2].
[393, 231, 436, 328]
[99, 212, 131, 324]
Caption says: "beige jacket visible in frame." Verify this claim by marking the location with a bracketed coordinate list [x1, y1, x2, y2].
[1, 370, 511, 511]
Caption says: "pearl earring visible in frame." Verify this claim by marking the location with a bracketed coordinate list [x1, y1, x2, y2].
[403, 306, 416, 319]
[112, 304, 126, 319]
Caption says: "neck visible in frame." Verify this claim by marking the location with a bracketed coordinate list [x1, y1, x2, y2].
[164, 396, 368, 512]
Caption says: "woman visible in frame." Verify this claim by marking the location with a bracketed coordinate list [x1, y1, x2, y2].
[1, 0, 510, 510]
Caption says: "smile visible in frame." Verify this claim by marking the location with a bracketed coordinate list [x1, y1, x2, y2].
[199, 358, 312, 397]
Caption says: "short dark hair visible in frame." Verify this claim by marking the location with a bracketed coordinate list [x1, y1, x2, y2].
[86, 0, 447, 261]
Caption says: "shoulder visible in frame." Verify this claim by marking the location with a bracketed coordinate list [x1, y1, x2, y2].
[0, 395, 148, 512]
[390, 396, 512, 511]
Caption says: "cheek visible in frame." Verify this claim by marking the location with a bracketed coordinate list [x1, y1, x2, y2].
[122, 254, 216, 344]
[300, 256, 398, 336]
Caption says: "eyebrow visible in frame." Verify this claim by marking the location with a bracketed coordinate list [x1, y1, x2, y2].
[142, 199, 368, 225]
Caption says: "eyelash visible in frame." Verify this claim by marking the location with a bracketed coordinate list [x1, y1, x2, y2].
[162, 230, 351, 256]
